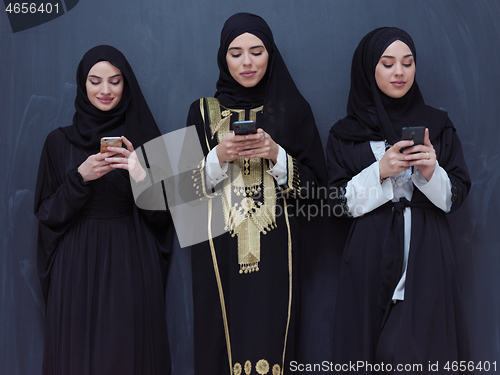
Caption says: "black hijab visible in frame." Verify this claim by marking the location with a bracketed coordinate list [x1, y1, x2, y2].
[215, 13, 273, 109]
[331, 27, 448, 145]
[61, 45, 161, 150]
[214, 13, 325, 185]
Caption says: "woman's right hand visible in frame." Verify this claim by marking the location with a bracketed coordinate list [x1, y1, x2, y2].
[379, 140, 414, 180]
[77, 152, 114, 182]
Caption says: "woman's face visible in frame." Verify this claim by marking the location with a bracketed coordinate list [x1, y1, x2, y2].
[86, 61, 124, 111]
[375, 40, 415, 98]
[226, 32, 269, 88]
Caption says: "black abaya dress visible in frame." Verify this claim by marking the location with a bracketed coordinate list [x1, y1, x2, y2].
[327, 119, 471, 374]
[186, 97, 326, 375]
[35, 128, 172, 375]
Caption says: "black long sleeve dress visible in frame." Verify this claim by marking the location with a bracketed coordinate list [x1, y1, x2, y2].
[35, 128, 172, 375]
[187, 97, 327, 375]
[327, 118, 471, 373]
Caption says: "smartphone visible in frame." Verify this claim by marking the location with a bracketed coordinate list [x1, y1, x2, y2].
[100, 137, 123, 153]
[400, 127, 425, 152]
[233, 120, 257, 135]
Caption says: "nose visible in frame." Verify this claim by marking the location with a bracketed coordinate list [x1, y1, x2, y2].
[395, 63, 404, 76]
[242, 52, 252, 66]
[101, 82, 111, 95]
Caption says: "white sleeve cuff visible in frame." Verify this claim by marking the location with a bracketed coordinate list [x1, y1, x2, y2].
[412, 161, 452, 212]
[205, 146, 229, 190]
[266, 145, 288, 185]
[346, 161, 393, 217]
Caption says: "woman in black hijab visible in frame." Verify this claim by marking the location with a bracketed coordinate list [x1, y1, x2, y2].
[34, 45, 172, 375]
[327, 28, 471, 373]
[185, 12, 327, 375]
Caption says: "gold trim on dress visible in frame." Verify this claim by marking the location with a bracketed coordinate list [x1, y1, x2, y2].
[191, 158, 218, 201]
[256, 359, 270, 374]
[208, 198, 233, 374]
[200, 98, 211, 152]
[206, 98, 273, 274]
[281, 195, 293, 374]
[244, 360, 252, 375]
[202, 102, 233, 374]
[233, 363, 242, 375]
[281, 154, 300, 197]
[232, 360, 281, 375]
[201, 98, 294, 375]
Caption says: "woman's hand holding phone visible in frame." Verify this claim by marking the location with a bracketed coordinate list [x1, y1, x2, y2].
[106, 136, 147, 183]
[402, 128, 436, 181]
[379, 140, 414, 180]
[217, 128, 278, 164]
[236, 128, 279, 164]
[78, 151, 115, 182]
[379, 128, 436, 182]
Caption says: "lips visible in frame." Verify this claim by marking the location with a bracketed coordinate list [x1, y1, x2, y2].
[391, 81, 405, 87]
[97, 97, 114, 104]
[240, 71, 256, 78]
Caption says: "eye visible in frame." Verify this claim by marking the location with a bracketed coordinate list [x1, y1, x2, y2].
[252, 52, 263, 56]
[230, 53, 241, 58]
[383, 64, 393, 68]
[403, 62, 413, 67]
[110, 80, 121, 85]
[89, 80, 100, 85]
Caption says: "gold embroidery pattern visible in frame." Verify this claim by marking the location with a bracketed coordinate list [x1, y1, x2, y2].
[206, 98, 274, 275]
[256, 359, 270, 374]
[281, 154, 300, 197]
[191, 159, 218, 200]
[244, 360, 252, 375]
[233, 360, 280, 375]
[212, 113, 231, 140]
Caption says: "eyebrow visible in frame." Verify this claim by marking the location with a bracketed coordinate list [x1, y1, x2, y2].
[88, 74, 122, 79]
[380, 54, 413, 59]
[228, 45, 265, 51]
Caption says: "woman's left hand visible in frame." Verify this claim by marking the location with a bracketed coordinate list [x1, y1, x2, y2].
[235, 128, 280, 164]
[403, 128, 436, 181]
[106, 136, 147, 183]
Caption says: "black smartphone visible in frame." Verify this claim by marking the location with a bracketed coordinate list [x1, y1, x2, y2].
[233, 120, 257, 135]
[400, 127, 425, 152]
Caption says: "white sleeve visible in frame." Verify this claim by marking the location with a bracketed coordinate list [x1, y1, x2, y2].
[266, 145, 288, 185]
[205, 146, 229, 191]
[346, 161, 393, 218]
[412, 161, 452, 213]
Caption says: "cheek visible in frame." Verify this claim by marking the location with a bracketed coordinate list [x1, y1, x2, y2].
[259, 58, 268, 73]
[114, 84, 124, 97]
[408, 69, 415, 86]
[374, 67, 386, 88]
[226, 56, 238, 78]
[259, 53, 269, 72]
[85, 82, 94, 96]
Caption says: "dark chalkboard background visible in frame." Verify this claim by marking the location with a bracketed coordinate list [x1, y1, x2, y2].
[1, 1, 499, 374]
